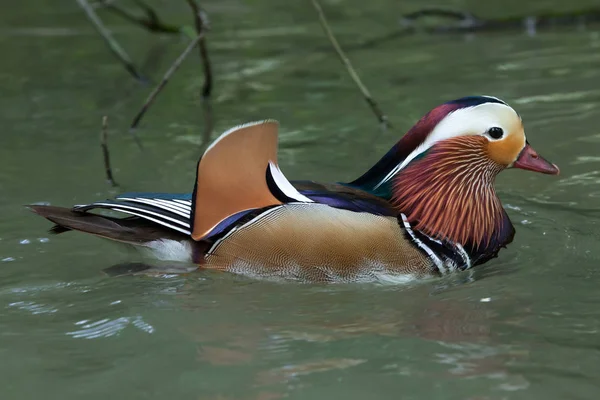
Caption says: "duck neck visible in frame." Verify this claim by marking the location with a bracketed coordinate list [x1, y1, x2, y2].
[392, 137, 515, 264]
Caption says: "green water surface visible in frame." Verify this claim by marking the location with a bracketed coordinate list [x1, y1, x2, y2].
[1, 0, 600, 399]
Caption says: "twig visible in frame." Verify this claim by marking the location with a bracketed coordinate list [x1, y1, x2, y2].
[100, 0, 181, 34]
[91, 0, 120, 8]
[310, 0, 390, 130]
[76, 0, 147, 83]
[185, 0, 214, 144]
[100, 116, 118, 187]
[130, 31, 206, 130]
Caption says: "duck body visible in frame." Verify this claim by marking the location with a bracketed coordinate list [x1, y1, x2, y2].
[30, 96, 559, 283]
[34, 184, 470, 283]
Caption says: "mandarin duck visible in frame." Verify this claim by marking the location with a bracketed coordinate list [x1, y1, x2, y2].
[30, 96, 559, 282]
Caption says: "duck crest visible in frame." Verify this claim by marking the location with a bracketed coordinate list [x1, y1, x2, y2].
[392, 135, 515, 264]
[347, 96, 508, 197]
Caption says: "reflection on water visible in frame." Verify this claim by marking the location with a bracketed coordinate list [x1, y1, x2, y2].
[8, 300, 59, 315]
[1, 0, 600, 398]
[168, 279, 539, 398]
[66, 316, 154, 339]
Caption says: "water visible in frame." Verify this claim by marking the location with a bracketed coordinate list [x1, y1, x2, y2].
[1, 0, 600, 398]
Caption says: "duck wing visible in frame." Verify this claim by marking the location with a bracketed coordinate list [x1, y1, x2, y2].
[52, 121, 396, 242]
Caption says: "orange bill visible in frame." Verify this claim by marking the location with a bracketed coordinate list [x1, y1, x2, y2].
[513, 142, 559, 175]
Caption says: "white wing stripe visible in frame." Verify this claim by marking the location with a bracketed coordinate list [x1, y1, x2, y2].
[90, 203, 190, 229]
[90, 207, 191, 235]
[120, 212, 190, 235]
[172, 199, 193, 205]
[152, 199, 191, 213]
[268, 162, 313, 203]
[118, 197, 191, 218]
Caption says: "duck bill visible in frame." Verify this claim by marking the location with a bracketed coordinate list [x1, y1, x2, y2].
[513, 143, 560, 175]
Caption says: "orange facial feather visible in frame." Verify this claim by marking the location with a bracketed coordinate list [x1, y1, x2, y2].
[486, 124, 525, 165]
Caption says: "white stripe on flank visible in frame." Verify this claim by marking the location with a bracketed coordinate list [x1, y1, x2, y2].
[268, 162, 314, 203]
[454, 243, 472, 270]
[207, 205, 285, 255]
[400, 213, 445, 274]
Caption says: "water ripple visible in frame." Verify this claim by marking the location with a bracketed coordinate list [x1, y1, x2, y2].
[557, 171, 600, 186]
[7, 300, 58, 315]
[66, 316, 155, 339]
[514, 90, 598, 105]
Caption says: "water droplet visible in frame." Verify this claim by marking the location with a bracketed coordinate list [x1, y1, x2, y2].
[480, 297, 491, 302]
[37, 238, 49, 243]
[19, 239, 30, 245]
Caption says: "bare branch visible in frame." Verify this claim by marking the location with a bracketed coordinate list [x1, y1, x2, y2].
[100, 116, 118, 187]
[130, 31, 206, 130]
[101, 0, 182, 34]
[76, 0, 147, 82]
[185, 0, 214, 144]
[310, 0, 390, 130]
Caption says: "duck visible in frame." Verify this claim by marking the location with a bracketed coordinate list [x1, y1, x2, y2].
[29, 96, 559, 283]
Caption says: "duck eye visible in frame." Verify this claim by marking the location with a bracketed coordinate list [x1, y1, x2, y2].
[487, 127, 504, 139]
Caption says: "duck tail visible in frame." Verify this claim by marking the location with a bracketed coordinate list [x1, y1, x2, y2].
[28, 205, 186, 245]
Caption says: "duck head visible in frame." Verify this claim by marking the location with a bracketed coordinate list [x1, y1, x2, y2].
[349, 96, 559, 262]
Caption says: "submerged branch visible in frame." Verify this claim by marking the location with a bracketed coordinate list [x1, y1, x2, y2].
[100, 116, 118, 187]
[186, 0, 214, 144]
[400, 7, 600, 34]
[130, 31, 206, 131]
[338, 7, 600, 52]
[310, 0, 390, 131]
[76, 0, 147, 82]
